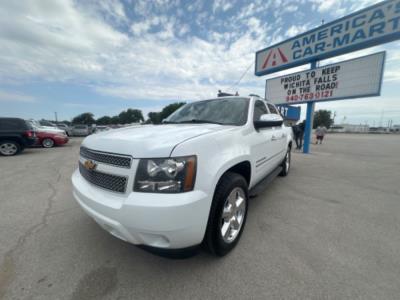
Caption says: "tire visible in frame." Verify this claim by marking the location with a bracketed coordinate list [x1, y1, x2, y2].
[279, 146, 291, 177]
[42, 138, 55, 148]
[0, 140, 21, 156]
[204, 172, 248, 256]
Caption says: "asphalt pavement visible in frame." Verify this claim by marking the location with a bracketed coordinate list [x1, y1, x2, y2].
[1, 134, 399, 300]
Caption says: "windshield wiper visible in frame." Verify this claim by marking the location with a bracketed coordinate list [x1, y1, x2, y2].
[175, 119, 224, 125]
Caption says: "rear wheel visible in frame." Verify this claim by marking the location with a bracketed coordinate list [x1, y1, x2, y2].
[0, 141, 21, 156]
[279, 147, 291, 176]
[42, 138, 55, 148]
[204, 172, 248, 256]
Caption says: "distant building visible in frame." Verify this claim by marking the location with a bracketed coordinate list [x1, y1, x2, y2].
[329, 124, 369, 133]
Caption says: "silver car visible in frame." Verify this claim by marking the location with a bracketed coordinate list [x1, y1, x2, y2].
[56, 124, 72, 136]
[72, 125, 90, 136]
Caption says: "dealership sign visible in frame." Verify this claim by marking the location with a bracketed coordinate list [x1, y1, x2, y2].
[265, 52, 385, 105]
[276, 105, 301, 121]
[255, 0, 399, 76]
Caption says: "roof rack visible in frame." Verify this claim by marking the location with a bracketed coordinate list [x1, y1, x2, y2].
[217, 90, 239, 97]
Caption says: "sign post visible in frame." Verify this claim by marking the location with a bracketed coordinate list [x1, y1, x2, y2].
[303, 61, 317, 153]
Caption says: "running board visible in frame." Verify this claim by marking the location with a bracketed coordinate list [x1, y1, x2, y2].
[249, 166, 282, 198]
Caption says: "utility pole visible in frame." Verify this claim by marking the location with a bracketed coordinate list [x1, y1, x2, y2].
[379, 110, 384, 127]
[54, 112, 58, 123]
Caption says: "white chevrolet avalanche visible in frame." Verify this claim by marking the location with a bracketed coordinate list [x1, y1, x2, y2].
[72, 96, 293, 256]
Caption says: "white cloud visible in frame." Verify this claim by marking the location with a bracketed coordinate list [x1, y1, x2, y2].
[0, 0, 127, 83]
[286, 24, 308, 37]
[310, 0, 380, 18]
[0, 0, 399, 121]
[284, 4, 299, 13]
[0, 90, 36, 103]
[309, 0, 347, 17]
[0, 0, 275, 102]
[213, 0, 234, 13]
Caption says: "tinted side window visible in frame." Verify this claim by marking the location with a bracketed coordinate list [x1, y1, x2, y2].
[267, 103, 279, 114]
[0, 119, 25, 130]
[253, 100, 268, 121]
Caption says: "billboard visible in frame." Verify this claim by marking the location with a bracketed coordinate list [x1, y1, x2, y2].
[265, 52, 385, 105]
[255, 0, 399, 76]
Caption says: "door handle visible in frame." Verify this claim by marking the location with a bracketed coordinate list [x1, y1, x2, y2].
[271, 135, 279, 141]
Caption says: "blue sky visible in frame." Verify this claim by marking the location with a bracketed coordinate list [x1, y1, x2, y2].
[0, 0, 399, 125]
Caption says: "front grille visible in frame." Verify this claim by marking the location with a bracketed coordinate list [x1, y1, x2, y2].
[79, 162, 127, 193]
[80, 146, 132, 168]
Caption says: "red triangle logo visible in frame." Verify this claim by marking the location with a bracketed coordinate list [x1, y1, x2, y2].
[262, 48, 288, 69]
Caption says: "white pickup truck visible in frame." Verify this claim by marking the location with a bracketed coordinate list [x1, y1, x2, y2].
[72, 96, 293, 256]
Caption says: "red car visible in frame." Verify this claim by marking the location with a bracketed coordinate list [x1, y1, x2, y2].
[35, 130, 69, 148]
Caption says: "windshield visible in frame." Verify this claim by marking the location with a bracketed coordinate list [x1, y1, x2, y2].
[165, 98, 249, 126]
[26, 120, 41, 130]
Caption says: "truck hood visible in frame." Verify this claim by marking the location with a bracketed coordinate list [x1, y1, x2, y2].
[82, 124, 231, 158]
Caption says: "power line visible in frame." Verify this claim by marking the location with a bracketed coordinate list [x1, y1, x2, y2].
[228, 62, 254, 92]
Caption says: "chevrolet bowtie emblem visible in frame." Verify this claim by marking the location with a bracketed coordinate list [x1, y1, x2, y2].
[84, 160, 97, 171]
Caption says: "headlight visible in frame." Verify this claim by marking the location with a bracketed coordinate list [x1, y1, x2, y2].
[134, 156, 197, 193]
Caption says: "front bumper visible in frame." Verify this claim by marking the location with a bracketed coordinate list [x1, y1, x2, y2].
[72, 169, 211, 249]
[54, 136, 69, 145]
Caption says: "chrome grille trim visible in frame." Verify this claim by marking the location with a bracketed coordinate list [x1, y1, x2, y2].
[79, 162, 128, 193]
[80, 146, 132, 168]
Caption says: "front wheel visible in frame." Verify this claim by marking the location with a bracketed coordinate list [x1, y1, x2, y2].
[204, 172, 248, 256]
[42, 138, 55, 148]
[279, 147, 291, 177]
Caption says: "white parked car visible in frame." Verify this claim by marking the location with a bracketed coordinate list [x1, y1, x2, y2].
[93, 126, 111, 133]
[72, 96, 293, 256]
[72, 125, 90, 136]
[27, 120, 67, 135]
[56, 123, 72, 136]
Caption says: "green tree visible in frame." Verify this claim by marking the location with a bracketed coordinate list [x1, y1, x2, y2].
[147, 112, 162, 124]
[118, 108, 144, 124]
[110, 116, 120, 124]
[159, 102, 186, 120]
[96, 116, 112, 125]
[147, 102, 186, 124]
[60, 120, 71, 125]
[72, 112, 95, 125]
[313, 110, 334, 129]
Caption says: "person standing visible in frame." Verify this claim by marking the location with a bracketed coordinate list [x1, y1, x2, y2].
[292, 124, 300, 149]
[297, 120, 305, 149]
[315, 126, 327, 144]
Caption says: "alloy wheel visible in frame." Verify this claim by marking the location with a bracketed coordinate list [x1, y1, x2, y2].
[220, 187, 246, 243]
[0, 143, 18, 155]
[285, 150, 290, 172]
[43, 139, 54, 148]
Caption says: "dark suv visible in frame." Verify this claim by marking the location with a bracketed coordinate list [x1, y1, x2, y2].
[0, 118, 37, 156]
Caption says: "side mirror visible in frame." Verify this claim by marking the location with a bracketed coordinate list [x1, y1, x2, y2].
[254, 114, 283, 129]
